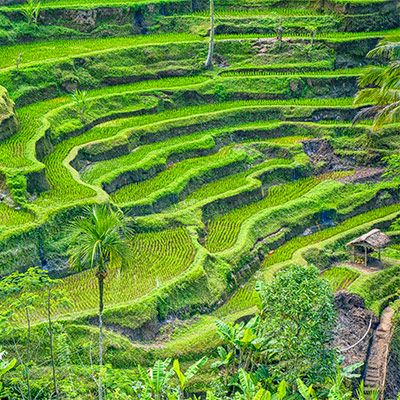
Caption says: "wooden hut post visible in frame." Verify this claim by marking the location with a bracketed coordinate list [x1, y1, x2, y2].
[346, 229, 390, 267]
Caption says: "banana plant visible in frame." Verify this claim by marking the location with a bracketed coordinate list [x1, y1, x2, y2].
[233, 369, 286, 400]
[296, 379, 316, 400]
[137, 359, 174, 400]
[0, 347, 16, 397]
[173, 356, 208, 399]
[214, 317, 271, 383]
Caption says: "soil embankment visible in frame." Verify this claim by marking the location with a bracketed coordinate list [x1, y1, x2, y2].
[334, 291, 378, 367]
[364, 307, 395, 392]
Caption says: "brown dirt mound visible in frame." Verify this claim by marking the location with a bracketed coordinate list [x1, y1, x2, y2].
[334, 291, 378, 367]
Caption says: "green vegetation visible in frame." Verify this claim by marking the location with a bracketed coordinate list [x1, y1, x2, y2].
[205, 172, 350, 253]
[56, 226, 196, 315]
[0, 265, 383, 400]
[255, 265, 336, 383]
[66, 204, 134, 399]
[217, 202, 400, 316]
[323, 266, 360, 292]
[354, 41, 400, 130]
[1, 2, 400, 399]
[350, 264, 400, 314]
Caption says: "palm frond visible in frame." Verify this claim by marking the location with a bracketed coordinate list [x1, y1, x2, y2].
[352, 105, 384, 125]
[358, 66, 386, 88]
[367, 41, 400, 60]
[375, 88, 400, 104]
[65, 204, 134, 274]
[373, 100, 400, 130]
[353, 88, 379, 107]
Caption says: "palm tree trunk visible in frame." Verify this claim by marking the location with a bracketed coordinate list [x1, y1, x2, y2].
[204, 0, 214, 69]
[98, 275, 104, 400]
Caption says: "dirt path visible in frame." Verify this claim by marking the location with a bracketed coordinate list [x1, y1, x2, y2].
[340, 261, 382, 274]
[336, 167, 385, 184]
[364, 307, 395, 394]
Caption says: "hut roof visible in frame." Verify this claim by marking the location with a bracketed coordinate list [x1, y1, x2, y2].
[346, 229, 390, 248]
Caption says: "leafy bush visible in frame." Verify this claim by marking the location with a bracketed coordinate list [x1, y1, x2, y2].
[6, 170, 27, 207]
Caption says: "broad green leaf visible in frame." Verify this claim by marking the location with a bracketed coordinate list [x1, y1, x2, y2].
[277, 380, 287, 400]
[296, 379, 310, 400]
[185, 356, 208, 382]
[173, 359, 186, 388]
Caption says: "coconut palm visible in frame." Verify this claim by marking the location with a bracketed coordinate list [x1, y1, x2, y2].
[353, 40, 400, 131]
[66, 204, 133, 400]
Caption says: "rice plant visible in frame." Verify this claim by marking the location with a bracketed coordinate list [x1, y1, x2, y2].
[322, 266, 359, 291]
[2, 28, 399, 71]
[216, 203, 400, 317]
[205, 171, 350, 253]
[111, 145, 246, 206]
[25, 227, 196, 319]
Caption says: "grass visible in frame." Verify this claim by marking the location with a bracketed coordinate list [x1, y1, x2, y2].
[34, 100, 155, 209]
[216, 202, 400, 316]
[1, 0, 189, 10]
[185, 159, 290, 203]
[0, 204, 35, 229]
[0, 85, 368, 236]
[0, 98, 69, 171]
[1, 29, 400, 72]
[220, 67, 367, 77]
[111, 145, 249, 206]
[73, 98, 357, 188]
[350, 263, 400, 314]
[205, 171, 350, 253]
[0, 33, 203, 71]
[194, 8, 319, 18]
[76, 97, 356, 154]
[81, 131, 216, 186]
[0, 0, 399, 368]
[373, 247, 400, 260]
[161, 137, 311, 214]
[322, 266, 360, 292]
[25, 227, 196, 320]
[0, 76, 206, 173]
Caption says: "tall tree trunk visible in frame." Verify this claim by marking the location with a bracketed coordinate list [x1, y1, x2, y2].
[204, 0, 214, 69]
[98, 274, 104, 400]
[26, 309, 32, 400]
[48, 289, 59, 400]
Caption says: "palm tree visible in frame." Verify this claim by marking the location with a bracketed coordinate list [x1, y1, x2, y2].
[353, 40, 400, 131]
[204, 0, 215, 69]
[66, 204, 133, 400]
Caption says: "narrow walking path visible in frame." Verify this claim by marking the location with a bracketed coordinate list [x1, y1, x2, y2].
[364, 307, 395, 394]
[335, 167, 385, 184]
[340, 261, 381, 274]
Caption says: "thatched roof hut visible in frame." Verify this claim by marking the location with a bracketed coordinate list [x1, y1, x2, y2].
[346, 229, 390, 266]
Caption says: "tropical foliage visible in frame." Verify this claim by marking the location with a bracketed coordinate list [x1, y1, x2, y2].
[354, 41, 400, 130]
[1, 2, 400, 400]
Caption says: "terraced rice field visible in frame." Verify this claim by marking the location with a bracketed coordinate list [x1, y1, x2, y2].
[215, 202, 400, 317]
[205, 171, 351, 253]
[1, 0, 400, 326]
[55, 227, 196, 314]
[322, 266, 360, 292]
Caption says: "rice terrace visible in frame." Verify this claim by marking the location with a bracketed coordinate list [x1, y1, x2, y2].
[1, 0, 400, 399]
